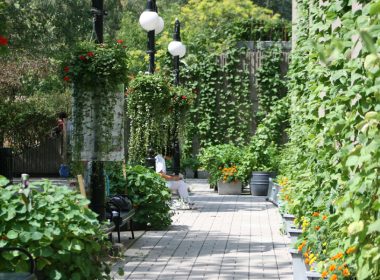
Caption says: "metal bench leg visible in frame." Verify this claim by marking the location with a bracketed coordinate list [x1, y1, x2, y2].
[117, 224, 121, 243]
[130, 219, 135, 239]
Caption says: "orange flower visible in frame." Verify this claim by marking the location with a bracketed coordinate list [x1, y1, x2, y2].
[321, 271, 328, 278]
[338, 266, 343, 271]
[330, 274, 337, 280]
[304, 258, 309, 264]
[312, 212, 320, 217]
[342, 268, 350, 276]
[322, 215, 327, 220]
[315, 226, 320, 230]
[331, 252, 343, 260]
[329, 264, 336, 271]
[303, 252, 309, 258]
[346, 247, 356, 254]
[298, 245, 303, 252]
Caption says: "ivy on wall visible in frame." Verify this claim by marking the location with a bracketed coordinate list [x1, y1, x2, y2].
[280, 0, 380, 278]
[175, 0, 290, 155]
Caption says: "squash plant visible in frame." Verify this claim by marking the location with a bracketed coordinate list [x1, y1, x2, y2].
[0, 177, 111, 279]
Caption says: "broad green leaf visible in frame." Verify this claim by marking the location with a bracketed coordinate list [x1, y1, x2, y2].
[346, 155, 359, 166]
[348, 220, 364, 235]
[31, 232, 43, 240]
[360, 31, 377, 54]
[6, 230, 18, 239]
[368, 220, 380, 234]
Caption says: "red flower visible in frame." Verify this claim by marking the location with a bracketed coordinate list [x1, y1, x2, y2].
[63, 66, 70, 73]
[117, 39, 124, 44]
[79, 55, 86, 61]
[181, 95, 187, 100]
[87, 51, 94, 57]
[63, 76, 70, 82]
[0, 35, 8, 46]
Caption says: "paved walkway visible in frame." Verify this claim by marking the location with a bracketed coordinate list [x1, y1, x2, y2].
[112, 179, 293, 280]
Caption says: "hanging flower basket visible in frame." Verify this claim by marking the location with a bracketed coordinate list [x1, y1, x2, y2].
[62, 40, 128, 161]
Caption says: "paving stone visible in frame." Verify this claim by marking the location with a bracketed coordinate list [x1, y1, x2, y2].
[111, 179, 293, 279]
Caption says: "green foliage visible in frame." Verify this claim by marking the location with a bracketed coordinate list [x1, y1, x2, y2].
[176, 0, 290, 154]
[105, 162, 126, 195]
[126, 73, 172, 164]
[124, 165, 172, 229]
[0, 90, 71, 152]
[0, 0, 8, 56]
[181, 0, 281, 53]
[280, 1, 380, 278]
[244, 96, 289, 173]
[62, 40, 128, 90]
[199, 144, 247, 186]
[181, 155, 201, 172]
[0, 180, 111, 279]
[255, 43, 287, 122]
[254, 0, 292, 20]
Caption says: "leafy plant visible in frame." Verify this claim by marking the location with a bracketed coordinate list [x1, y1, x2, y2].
[124, 165, 172, 229]
[279, 1, 380, 279]
[0, 177, 111, 279]
[198, 144, 246, 186]
[126, 73, 172, 164]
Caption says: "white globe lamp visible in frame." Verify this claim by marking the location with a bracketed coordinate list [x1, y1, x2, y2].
[139, 11, 159, 31]
[155, 16, 165, 35]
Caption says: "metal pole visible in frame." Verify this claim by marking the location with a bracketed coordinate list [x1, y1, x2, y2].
[90, 0, 105, 221]
[145, 0, 156, 168]
[92, 0, 104, 44]
[172, 19, 181, 175]
[146, 0, 156, 74]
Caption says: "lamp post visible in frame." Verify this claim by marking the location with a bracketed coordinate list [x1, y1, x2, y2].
[140, 0, 164, 170]
[90, 0, 106, 221]
[139, 0, 164, 74]
[168, 19, 186, 175]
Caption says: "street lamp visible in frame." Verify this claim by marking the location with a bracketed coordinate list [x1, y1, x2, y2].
[139, 0, 164, 74]
[168, 19, 186, 175]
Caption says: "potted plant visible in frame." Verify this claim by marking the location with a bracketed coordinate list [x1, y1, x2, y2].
[199, 144, 245, 193]
[217, 165, 243, 195]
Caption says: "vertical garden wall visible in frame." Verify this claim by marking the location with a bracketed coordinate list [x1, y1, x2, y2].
[281, 1, 380, 279]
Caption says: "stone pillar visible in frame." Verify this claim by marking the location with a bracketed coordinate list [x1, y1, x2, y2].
[292, 0, 297, 49]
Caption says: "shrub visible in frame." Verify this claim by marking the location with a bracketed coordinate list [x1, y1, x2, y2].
[124, 165, 172, 229]
[0, 177, 111, 279]
[198, 144, 246, 186]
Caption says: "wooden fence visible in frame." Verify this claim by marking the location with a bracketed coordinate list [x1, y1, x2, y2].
[13, 136, 64, 176]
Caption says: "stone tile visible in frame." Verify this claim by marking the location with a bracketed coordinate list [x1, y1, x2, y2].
[111, 179, 293, 279]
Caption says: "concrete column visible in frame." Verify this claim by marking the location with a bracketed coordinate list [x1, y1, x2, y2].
[292, 0, 297, 49]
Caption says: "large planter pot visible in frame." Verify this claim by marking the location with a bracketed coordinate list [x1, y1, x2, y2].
[217, 180, 242, 195]
[289, 249, 307, 280]
[250, 171, 271, 196]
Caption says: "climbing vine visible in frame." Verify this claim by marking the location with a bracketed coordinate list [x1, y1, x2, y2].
[255, 43, 287, 122]
[126, 74, 171, 164]
[280, 1, 380, 279]
[176, 0, 290, 156]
